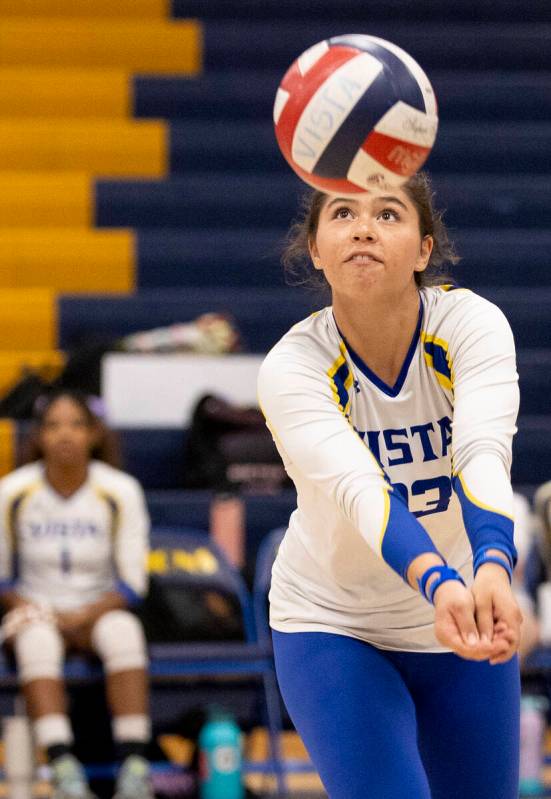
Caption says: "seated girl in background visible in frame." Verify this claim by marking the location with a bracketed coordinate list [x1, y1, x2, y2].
[0, 390, 152, 799]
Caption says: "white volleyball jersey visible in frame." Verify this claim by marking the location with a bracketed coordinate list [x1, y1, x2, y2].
[258, 286, 519, 651]
[0, 460, 150, 611]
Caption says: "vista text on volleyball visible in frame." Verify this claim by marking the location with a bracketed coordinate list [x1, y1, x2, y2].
[273, 34, 439, 193]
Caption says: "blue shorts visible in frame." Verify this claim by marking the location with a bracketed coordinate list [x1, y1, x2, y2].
[272, 630, 520, 799]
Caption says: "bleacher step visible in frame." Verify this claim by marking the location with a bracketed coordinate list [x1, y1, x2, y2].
[95, 173, 551, 230]
[132, 70, 551, 123]
[0, 0, 167, 16]
[0, 18, 201, 72]
[0, 119, 167, 176]
[0, 228, 134, 292]
[167, 120, 551, 175]
[203, 20, 551, 71]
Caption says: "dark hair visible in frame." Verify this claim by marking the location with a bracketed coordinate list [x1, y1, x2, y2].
[282, 171, 459, 293]
[19, 389, 121, 468]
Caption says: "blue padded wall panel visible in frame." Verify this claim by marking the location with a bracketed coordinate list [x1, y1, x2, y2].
[477, 287, 551, 348]
[145, 490, 212, 528]
[203, 21, 551, 71]
[60, 286, 549, 351]
[452, 230, 551, 289]
[118, 428, 187, 490]
[134, 72, 551, 123]
[168, 120, 551, 175]
[137, 229, 286, 288]
[517, 351, 551, 416]
[59, 287, 319, 353]
[433, 175, 551, 229]
[513, 418, 551, 486]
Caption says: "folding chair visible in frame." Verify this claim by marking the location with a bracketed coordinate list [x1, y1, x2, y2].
[253, 527, 318, 785]
[146, 526, 287, 796]
[253, 526, 286, 647]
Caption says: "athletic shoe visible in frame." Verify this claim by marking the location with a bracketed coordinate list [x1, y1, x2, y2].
[112, 755, 154, 799]
[51, 754, 98, 799]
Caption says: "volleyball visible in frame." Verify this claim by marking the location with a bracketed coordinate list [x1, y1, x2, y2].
[273, 34, 438, 194]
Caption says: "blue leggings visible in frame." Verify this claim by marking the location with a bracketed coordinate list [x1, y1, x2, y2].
[272, 631, 520, 799]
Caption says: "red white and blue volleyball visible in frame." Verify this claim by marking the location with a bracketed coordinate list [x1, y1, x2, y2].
[273, 34, 438, 194]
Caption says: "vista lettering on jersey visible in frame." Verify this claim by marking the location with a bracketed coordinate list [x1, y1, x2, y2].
[353, 416, 454, 519]
[354, 415, 452, 467]
[20, 519, 101, 539]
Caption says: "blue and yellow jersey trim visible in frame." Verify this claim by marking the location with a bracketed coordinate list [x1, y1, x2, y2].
[378, 488, 391, 554]
[327, 341, 353, 417]
[420, 331, 454, 392]
[93, 486, 121, 540]
[3, 481, 42, 584]
[452, 471, 516, 566]
[453, 471, 514, 522]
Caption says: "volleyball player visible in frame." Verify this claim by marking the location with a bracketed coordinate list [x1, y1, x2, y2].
[0, 391, 153, 799]
[257, 172, 522, 798]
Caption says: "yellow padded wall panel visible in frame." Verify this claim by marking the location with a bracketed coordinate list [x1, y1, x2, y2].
[0, 230, 135, 293]
[0, 0, 168, 16]
[0, 288, 57, 349]
[0, 351, 65, 395]
[0, 20, 202, 74]
[0, 120, 167, 177]
[0, 419, 15, 478]
[0, 172, 91, 227]
[0, 68, 130, 118]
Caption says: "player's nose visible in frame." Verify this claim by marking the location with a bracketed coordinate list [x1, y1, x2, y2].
[351, 218, 377, 241]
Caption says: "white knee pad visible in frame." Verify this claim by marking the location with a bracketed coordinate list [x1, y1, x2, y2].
[90, 610, 148, 674]
[14, 620, 64, 684]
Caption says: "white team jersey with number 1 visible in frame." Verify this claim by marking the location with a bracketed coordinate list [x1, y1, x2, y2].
[258, 286, 519, 651]
[0, 460, 150, 611]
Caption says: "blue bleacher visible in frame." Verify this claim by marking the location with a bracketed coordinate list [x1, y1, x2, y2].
[95, 174, 551, 230]
[202, 21, 551, 70]
[167, 120, 551, 175]
[134, 70, 551, 122]
[172, 0, 551, 24]
[133, 228, 551, 290]
[60, 286, 550, 351]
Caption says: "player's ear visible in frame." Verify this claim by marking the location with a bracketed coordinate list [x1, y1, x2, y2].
[309, 239, 323, 271]
[415, 235, 433, 273]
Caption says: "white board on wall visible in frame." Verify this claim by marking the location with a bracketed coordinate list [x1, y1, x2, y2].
[102, 353, 264, 427]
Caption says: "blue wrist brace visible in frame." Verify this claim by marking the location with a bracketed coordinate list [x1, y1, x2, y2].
[418, 564, 466, 605]
[473, 546, 513, 583]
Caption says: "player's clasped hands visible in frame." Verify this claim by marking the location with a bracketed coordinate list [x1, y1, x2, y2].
[433, 573, 522, 665]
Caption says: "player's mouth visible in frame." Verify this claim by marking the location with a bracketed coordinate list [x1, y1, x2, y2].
[345, 251, 383, 264]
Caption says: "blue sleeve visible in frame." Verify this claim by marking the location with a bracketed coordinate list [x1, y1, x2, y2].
[452, 474, 517, 567]
[381, 487, 442, 581]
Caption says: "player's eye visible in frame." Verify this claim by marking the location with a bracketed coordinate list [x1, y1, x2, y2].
[332, 206, 353, 219]
[378, 208, 400, 221]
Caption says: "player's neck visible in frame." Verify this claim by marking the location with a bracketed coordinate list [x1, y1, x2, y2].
[333, 288, 420, 387]
[44, 462, 89, 499]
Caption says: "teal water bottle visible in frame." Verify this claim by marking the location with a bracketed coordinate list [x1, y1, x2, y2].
[520, 694, 547, 796]
[198, 709, 244, 799]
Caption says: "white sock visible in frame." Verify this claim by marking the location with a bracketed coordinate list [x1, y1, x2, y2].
[112, 714, 150, 743]
[33, 714, 73, 750]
